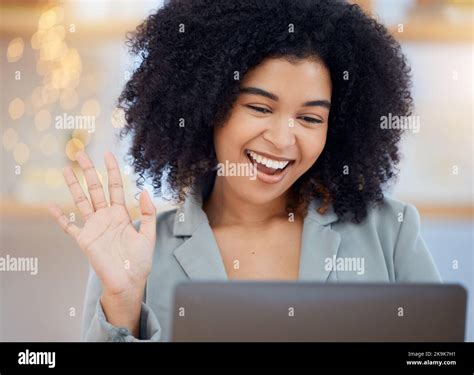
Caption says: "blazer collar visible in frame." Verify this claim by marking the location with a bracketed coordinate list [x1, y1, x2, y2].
[172, 188, 341, 282]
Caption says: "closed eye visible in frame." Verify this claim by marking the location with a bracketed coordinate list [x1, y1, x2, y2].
[298, 116, 322, 124]
[246, 105, 272, 114]
[245, 105, 323, 125]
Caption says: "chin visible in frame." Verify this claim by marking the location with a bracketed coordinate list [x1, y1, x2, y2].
[226, 176, 294, 206]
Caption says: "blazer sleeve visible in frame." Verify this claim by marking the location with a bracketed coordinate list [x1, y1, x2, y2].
[80, 265, 163, 342]
[393, 203, 442, 283]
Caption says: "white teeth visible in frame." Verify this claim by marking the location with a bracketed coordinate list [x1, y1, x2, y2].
[247, 150, 290, 170]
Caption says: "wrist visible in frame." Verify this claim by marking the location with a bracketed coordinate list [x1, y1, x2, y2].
[101, 284, 145, 308]
[100, 287, 145, 338]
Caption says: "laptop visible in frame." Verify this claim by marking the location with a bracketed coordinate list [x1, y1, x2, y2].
[171, 281, 467, 342]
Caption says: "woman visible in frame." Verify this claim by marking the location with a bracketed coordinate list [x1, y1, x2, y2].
[49, 0, 440, 342]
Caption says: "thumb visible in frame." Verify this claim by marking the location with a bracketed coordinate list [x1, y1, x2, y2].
[138, 190, 157, 243]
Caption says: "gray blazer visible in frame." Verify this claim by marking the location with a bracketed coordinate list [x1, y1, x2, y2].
[81, 192, 441, 342]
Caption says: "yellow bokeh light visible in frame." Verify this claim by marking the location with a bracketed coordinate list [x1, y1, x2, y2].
[7, 37, 24, 62]
[65, 138, 85, 161]
[31, 31, 44, 50]
[51, 68, 71, 89]
[81, 99, 101, 118]
[13, 142, 30, 165]
[38, 9, 58, 30]
[60, 48, 82, 83]
[61, 48, 81, 69]
[40, 134, 58, 155]
[111, 107, 126, 129]
[72, 129, 91, 146]
[36, 60, 54, 76]
[40, 40, 68, 61]
[8, 98, 25, 120]
[35, 110, 52, 131]
[32, 25, 65, 51]
[49, 25, 66, 42]
[51, 6, 65, 23]
[59, 88, 78, 110]
[2, 128, 19, 151]
[41, 84, 60, 104]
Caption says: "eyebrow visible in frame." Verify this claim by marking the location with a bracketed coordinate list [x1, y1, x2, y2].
[239, 86, 331, 109]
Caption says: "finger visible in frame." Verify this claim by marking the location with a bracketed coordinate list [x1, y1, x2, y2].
[47, 203, 81, 239]
[75, 151, 108, 211]
[62, 166, 94, 221]
[138, 190, 157, 244]
[104, 152, 126, 207]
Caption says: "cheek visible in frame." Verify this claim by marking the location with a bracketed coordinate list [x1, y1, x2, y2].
[213, 115, 260, 161]
[298, 130, 327, 166]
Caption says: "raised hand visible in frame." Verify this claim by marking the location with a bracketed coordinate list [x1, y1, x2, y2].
[48, 151, 157, 303]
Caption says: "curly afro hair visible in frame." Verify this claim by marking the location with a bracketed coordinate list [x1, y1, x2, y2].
[119, 0, 413, 223]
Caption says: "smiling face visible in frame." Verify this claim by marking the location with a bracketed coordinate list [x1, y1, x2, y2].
[212, 56, 332, 206]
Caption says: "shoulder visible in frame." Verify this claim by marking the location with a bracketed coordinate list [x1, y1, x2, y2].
[342, 195, 422, 240]
[155, 207, 179, 234]
[328, 195, 421, 237]
[332, 195, 441, 282]
[330, 195, 422, 262]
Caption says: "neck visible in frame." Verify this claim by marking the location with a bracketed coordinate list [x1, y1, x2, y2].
[203, 177, 290, 228]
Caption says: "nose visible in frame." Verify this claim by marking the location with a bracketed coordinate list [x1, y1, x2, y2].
[262, 115, 296, 149]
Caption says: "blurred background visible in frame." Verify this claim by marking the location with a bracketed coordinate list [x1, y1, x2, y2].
[0, 0, 473, 341]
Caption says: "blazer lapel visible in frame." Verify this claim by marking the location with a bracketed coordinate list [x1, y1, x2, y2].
[172, 189, 228, 281]
[171, 187, 341, 282]
[173, 222, 228, 280]
[298, 200, 341, 282]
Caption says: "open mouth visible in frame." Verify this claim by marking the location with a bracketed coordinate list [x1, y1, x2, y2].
[245, 149, 295, 176]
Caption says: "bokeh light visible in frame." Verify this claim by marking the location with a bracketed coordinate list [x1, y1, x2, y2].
[65, 138, 85, 161]
[8, 98, 25, 120]
[81, 99, 101, 117]
[111, 107, 126, 129]
[72, 129, 92, 146]
[41, 84, 60, 104]
[7, 37, 24, 62]
[2, 128, 19, 151]
[13, 142, 30, 165]
[38, 9, 58, 30]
